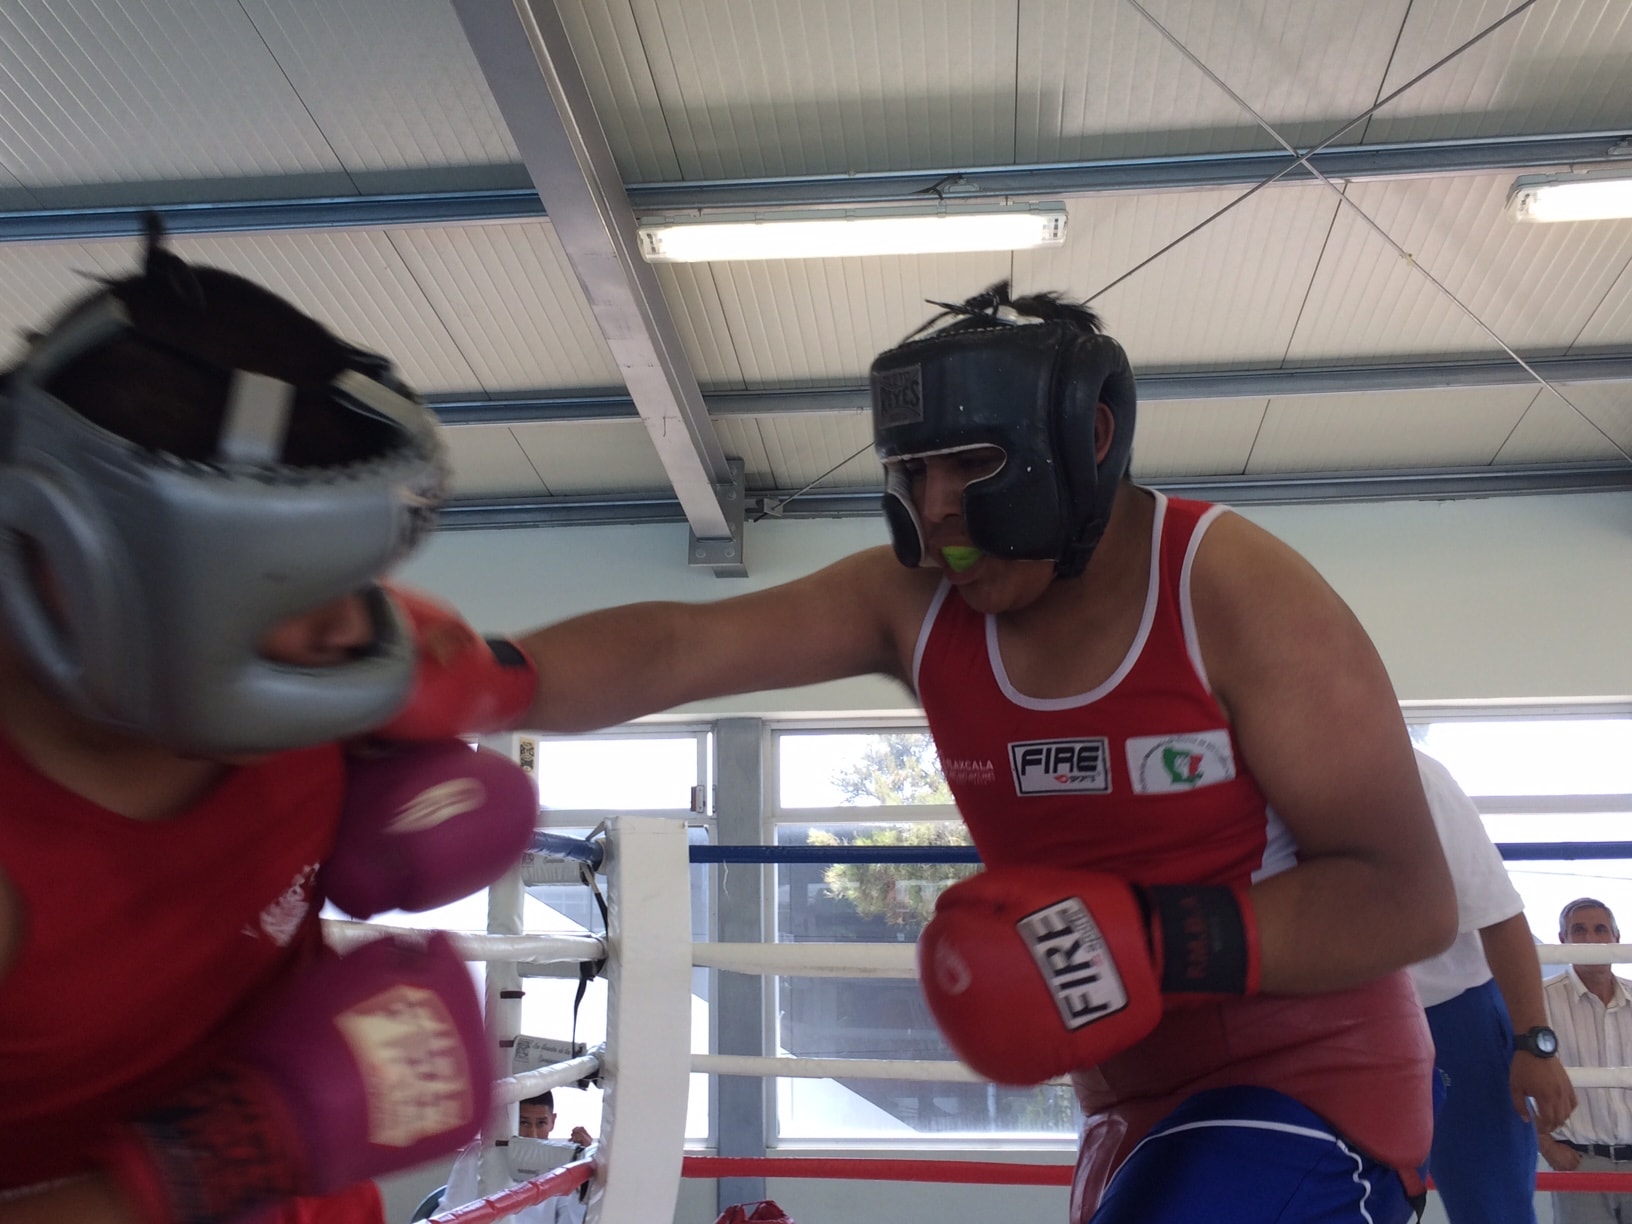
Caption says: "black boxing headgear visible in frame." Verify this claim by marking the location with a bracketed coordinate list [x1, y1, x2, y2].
[870, 284, 1137, 579]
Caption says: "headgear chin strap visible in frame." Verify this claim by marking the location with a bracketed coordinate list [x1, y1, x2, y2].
[0, 292, 449, 756]
[871, 310, 1136, 579]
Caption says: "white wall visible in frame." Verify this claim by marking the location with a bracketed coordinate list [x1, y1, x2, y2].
[401, 490, 1632, 713]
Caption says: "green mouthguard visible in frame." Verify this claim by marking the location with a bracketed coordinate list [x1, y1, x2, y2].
[941, 545, 983, 573]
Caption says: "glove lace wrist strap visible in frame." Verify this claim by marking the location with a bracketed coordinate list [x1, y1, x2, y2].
[1144, 884, 1258, 995]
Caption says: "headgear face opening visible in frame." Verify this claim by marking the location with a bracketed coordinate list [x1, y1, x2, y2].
[870, 289, 1137, 579]
[0, 264, 449, 755]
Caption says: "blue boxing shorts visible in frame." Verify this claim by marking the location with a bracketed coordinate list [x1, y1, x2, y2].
[1090, 1086, 1419, 1224]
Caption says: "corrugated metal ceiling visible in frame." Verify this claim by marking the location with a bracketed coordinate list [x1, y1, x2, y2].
[1, 0, 1630, 566]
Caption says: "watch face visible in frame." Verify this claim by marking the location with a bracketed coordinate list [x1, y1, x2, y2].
[1536, 1028, 1559, 1056]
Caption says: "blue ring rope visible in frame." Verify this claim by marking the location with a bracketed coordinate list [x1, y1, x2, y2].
[686, 841, 1632, 866]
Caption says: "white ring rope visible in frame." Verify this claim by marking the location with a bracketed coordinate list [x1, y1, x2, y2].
[1538, 943, 1632, 964]
[322, 919, 604, 965]
[492, 1051, 605, 1106]
[694, 941, 917, 977]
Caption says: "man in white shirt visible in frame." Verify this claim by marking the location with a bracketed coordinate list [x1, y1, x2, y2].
[441, 1092, 594, 1224]
[1541, 898, 1632, 1222]
[1408, 751, 1576, 1223]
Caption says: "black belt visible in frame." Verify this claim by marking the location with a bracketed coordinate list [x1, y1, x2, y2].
[1566, 1140, 1632, 1161]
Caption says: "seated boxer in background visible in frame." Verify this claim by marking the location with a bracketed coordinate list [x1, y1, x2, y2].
[400, 281, 1458, 1223]
[0, 221, 540, 1224]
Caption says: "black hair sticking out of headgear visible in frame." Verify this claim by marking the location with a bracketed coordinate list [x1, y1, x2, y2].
[870, 280, 1137, 579]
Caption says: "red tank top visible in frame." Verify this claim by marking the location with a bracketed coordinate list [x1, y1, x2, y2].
[914, 492, 1433, 1186]
[915, 494, 1292, 886]
[0, 735, 345, 1188]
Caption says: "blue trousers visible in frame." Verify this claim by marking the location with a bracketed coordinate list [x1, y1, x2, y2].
[1425, 977, 1538, 1224]
[1091, 1086, 1417, 1224]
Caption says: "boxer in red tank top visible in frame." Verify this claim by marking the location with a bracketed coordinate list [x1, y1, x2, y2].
[506, 281, 1458, 1223]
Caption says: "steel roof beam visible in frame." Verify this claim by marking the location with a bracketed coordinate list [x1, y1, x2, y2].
[426, 349, 1632, 426]
[436, 462, 1632, 531]
[450, 0, 735, 555]
[3, 131, 1627, 244]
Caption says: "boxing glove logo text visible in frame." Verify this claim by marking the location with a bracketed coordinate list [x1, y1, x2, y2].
[1009, 738, 1111, 795]
[386, 779, 486, 835]
[1017, 898, 1130, 1029]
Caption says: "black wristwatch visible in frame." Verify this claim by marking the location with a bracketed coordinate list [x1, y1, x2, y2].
[1514, 1026, 1560, 1058]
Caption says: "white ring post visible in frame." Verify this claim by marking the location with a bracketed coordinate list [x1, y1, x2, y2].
[586, 815, 693, 1224]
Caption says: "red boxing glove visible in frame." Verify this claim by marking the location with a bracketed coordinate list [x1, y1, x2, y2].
[917, 868, 1259, 1085]
[105, 932, 490, 1224]
[375, 586, 537, 739]
[323, 740, 537, 920]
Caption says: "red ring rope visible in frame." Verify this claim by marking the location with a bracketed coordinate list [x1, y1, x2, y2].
[682, 1154, 1632, 1193]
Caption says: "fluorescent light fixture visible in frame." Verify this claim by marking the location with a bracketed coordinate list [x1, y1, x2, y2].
[637, 203, 1068, 262]
[1508, 169, 1632, 223]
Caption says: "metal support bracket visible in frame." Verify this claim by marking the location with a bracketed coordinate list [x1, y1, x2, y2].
[687, 458, 747, 578]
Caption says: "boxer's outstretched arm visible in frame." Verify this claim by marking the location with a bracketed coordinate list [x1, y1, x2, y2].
[515, 547, 928, 732]
[1193, 512, 1457, 994]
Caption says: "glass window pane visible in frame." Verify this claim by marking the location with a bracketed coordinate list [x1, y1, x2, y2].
[531, 736, 702, 810]
[778, 731, 950, 809]
[1413, 719, 1632, 795]
[769, 821, 1068, 1139]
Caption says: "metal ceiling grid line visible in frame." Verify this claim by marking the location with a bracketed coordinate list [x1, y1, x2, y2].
[386, 223, 622, 392]
[510, 419, 674, 496]
[9, 129, 1632, 242]
[1289, 174, 1632, 361]
[440, 423, 554, 498]
[1118, 7, 1621, 464]
[1351, 0, 1414, 148]
[0, 1, 342, 194]
[1498, 383, 1632, 464]
[157, 229, 482, 392]
[650, 262, 749, 389]
[454, 0, 735, 544]
[238, 0, 521, 182]
[1029, 184, 1341, 368]
[1247, 384, 1542, 474]
[1129, 397, 1269, 478]
[556, 0, 684, 183]
[1576, 262, 1632, 351]
[432, 462, 1632, 531]
[1365, 0, 1632, 144]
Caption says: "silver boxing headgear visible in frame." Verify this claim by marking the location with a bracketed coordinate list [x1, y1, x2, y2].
[0, 283, 448, 755]
[871, 285, 1136, 579]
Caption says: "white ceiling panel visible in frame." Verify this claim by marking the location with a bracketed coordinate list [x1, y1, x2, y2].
[156, 230, 480, 391]
[1574, 257, 1632, 351]
[558, 0, 684, 182]
[1246, 384, 1542, 472]
[512, 419, 673, 495]
[719, 412, 880, 491]
[239, 0, 520, 190]
[386, 223, 621, 394]
[626, 0, 1020, 177]
[0, 0, 342, 201]
[0, 240, 141, 367]
[1018, 183, 1341, 368]
[1132, 397, 1269, 477]
[440, 424, 551, 499]
[1362, 0, 1632, 144]
[653, 263, 747, 389]
[702, 254, 1013, 385]
[1019, 0, 1410, 160]
[1497, 383, 1632, 465]
[1286, 174, 1632, 362]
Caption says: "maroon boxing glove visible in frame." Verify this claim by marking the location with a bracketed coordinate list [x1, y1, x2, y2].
[918, 868, 1258, 1085]
[105, 932, 489, 1223]
[373, 586, 537, 740]
[323, 740, 537, 921]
